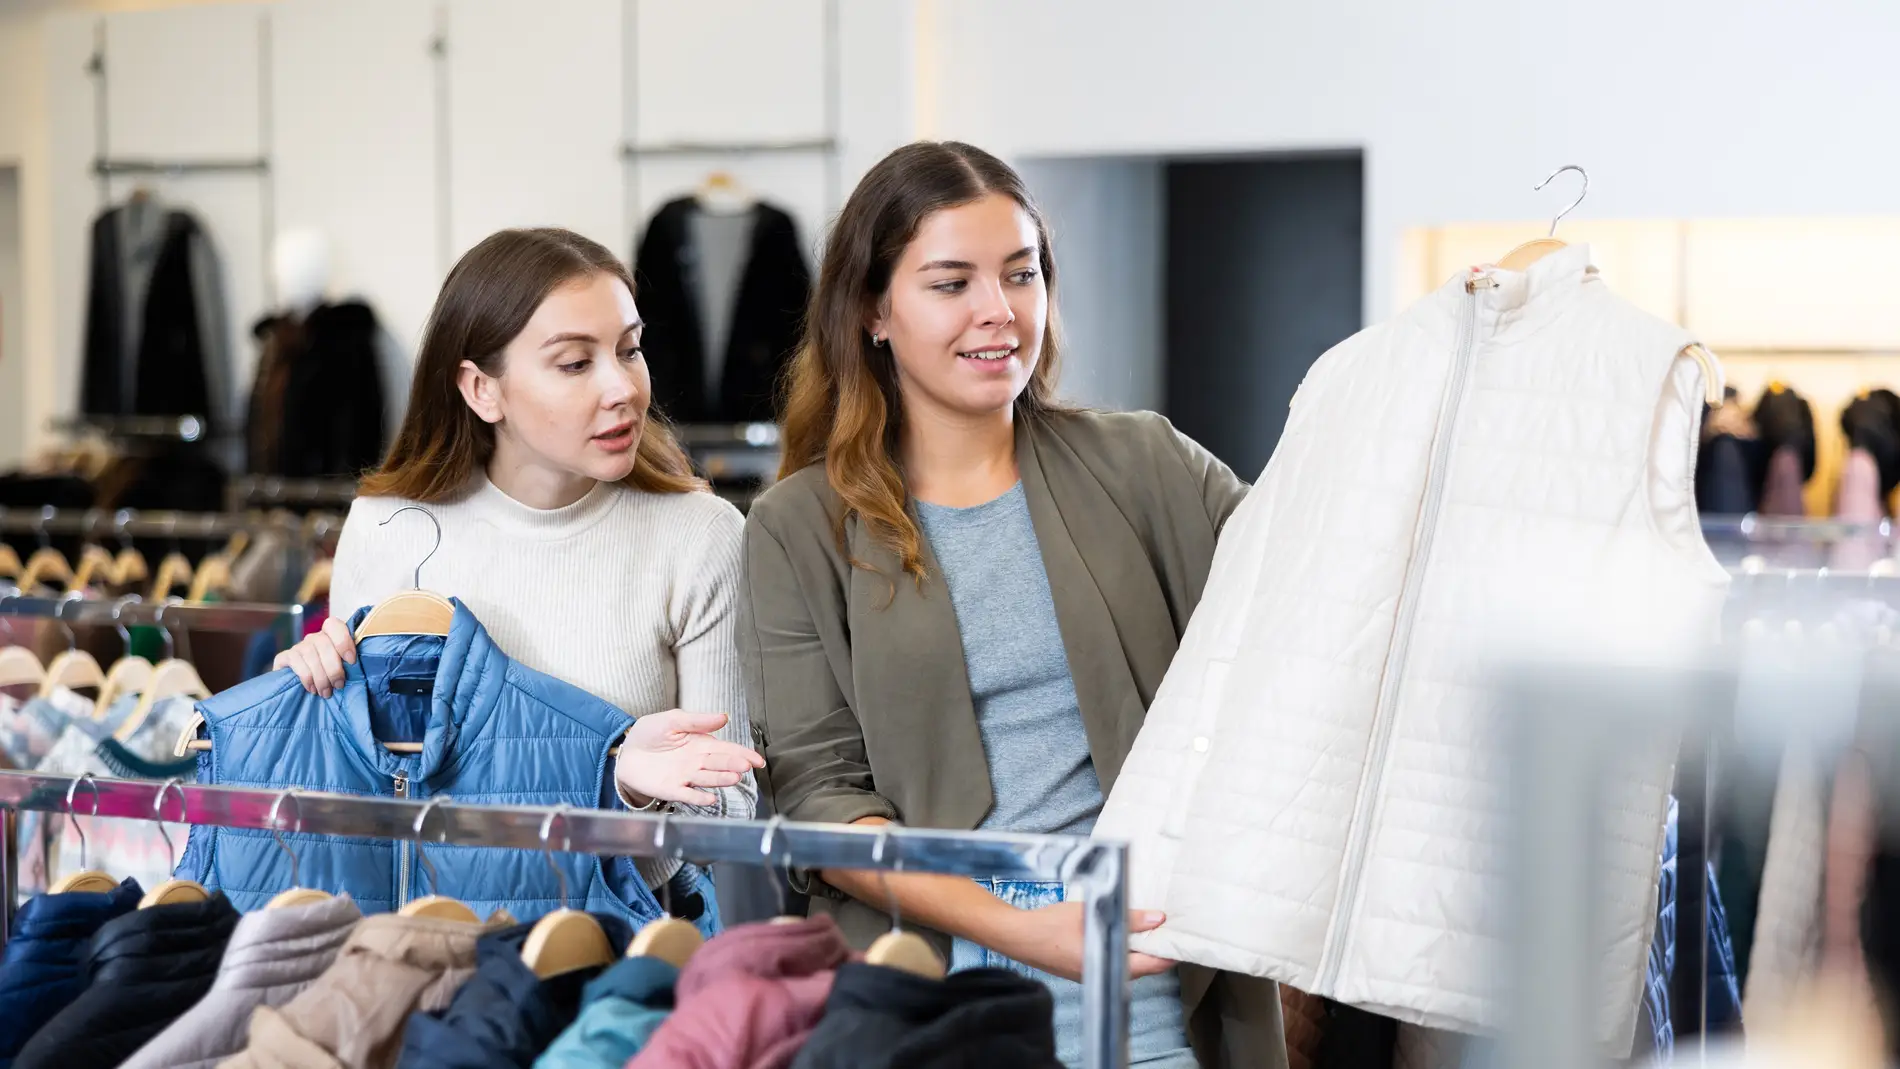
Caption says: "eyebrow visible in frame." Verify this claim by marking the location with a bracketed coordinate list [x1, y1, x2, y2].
[917, 247, 1036, 272]
[540, 321, 642, 349]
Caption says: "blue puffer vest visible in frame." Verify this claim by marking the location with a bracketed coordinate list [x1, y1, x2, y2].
[176, 600, 666, 923]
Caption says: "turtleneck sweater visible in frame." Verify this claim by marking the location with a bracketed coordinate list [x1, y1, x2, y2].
[330, 476, 755, 886]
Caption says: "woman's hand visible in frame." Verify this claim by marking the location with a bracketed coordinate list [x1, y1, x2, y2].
[272, 617, 358, 698]
[991, 900, 1177, 983]
[615, 710, 766, 807]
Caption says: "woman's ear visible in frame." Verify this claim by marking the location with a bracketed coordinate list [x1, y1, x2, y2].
[457, 360, 503, 425]
[863, 299, 890, 346]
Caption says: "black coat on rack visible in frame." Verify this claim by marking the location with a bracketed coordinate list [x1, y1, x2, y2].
[81, 201, 223, 429]
[633, 197, 811, 425]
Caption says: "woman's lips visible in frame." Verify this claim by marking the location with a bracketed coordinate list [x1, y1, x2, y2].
[593, 421, 636, 453]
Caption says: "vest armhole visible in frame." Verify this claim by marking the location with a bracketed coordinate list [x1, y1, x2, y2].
[1642, 347, 1731, 587]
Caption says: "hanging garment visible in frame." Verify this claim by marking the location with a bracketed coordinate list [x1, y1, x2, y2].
[1096, 245, 1728, 1047]
[1759, 445, 1810, 517]
[1831, 447, 1887, 571]
[0, 877, 142, 1069]
[1695, 396, 1763, 516]
[119, 895, 363, 1069]
[221, 912, 511, 1069]
[1841, 390, 1900, 501]
[628, 915, 851, 1069]
[395, 916, 632, 1069]
[81, 197, 228, 426]
[0, 686, 95, 770]
[632, 197, 811, 424]
[530, 956, 679, 1069]
[247, 302, 388, 479]
[788, 963, 1061, 1069]
[1279, 988, 1329, 1069]
[175, 599, 665, 921]
[13, 892, 240, 1069]
[1753, 386, 1818, 487]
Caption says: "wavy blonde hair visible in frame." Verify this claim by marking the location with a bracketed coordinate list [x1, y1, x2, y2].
[778, 142, 1068, 584]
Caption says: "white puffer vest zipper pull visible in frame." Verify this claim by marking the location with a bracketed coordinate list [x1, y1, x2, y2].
[1097, 244, 1728, 1049]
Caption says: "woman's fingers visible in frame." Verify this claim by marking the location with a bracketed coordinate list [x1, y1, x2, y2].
[1127, 909, 1167, 934]
[310, 637, 346, 696]
[278, 649, 319, 694]
[1130, 952, 1177, 978]
[697, 749, 763, 774]
[686, 769, 745, 789]
[321, 616, 357, 663]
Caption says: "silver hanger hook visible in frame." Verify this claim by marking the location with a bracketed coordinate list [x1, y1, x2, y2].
[54, 594, 82, 652]
[761, 814, 791, 916]
[378, 505, 442, 589]
[871, 823, 905, 934]
[65, 772, 101, 871]
[539, 806, 574, 911]
[110, 594, 140, 654]
[36, 505, 55, 550]
[411, 795, 453, 900]
[1534, 165, 1589, 238]
[653, 810, 678, 916]
[153, 597, 178, 660]
[268, 788, 306, 888]
[153, 777, 188, 873]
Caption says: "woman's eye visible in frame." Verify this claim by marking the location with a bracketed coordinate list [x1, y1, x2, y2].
[1010, 270, 1039, 285]
[560, 359, 591, 374]
[931, 279, 966, 294]
[619, 347, 643, 361]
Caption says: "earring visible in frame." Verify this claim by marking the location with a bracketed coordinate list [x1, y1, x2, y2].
[870, 332, 883, 347]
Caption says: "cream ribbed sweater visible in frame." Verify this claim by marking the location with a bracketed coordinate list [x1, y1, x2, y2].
[329, 476, 756, 884]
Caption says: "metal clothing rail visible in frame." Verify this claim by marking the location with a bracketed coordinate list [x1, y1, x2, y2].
[620, 138, 836, 158]
[1701, 513, 1896, 543]
[47, 413, 213, 442]
[0, 506, 335, 542]
[225, 476, 359, 512]
[0, 594, 302, 634]
[92, 158, 271, 177]
[0, 772, 1131, 1069]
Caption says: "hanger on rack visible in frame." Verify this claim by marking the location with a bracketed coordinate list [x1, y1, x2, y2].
[696, 170, 757, 216]
[147, 517, 194, 601]
[48, 774, 121, 894]
[186, 552, 233, 604]
[0, 517, 22, 578]
[522, 808, 616, 977]
[295, 558, 333, 606]
[19, 549, 73, 595]
[140, 778, 210, 907]
[113, 513, 149, 589]
[1492, 164, 1724, 406]
[625, 810, 703, 967]
[398, 797, 481, 922]
[354, 506, 453, 639]
[95, 596, 154, 713]
[265, 789, 334, 909]
[0, 616, 47, 688]
[760, 815, 806, 926]
[117, 599, 209, 741]
[863, 823, 946, 978]
[39, 599, 106, 698]
[68, 543, 115, 594]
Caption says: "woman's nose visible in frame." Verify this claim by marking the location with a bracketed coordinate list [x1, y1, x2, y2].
[973, 280, 1015, 328]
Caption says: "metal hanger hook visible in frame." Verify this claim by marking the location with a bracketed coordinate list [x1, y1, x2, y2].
[761, 814, 792, 915]
[411, 795, 454, 900]
[36, 505, 55, 550]
[871, 823, 905, 934]
[55, 594, 83, 651]
[539, 806, 574, 911]
[268, 788, 306, 888]
[378, 505, 443, 589]
[153, 597, 180, 661]
[65, 772, 102, 872]
[1534, 164, 1589, 238]
[110, 594, 141, 653]
[653, 810, 679, 915]
[153, 777, 188, 873]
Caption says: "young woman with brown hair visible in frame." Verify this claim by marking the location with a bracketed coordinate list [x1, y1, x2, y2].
[273, 227, 764, 902]
[740, 143, 1286, 1067]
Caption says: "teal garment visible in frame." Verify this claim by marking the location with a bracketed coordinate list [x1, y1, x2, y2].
[532, 956, 678, 1069]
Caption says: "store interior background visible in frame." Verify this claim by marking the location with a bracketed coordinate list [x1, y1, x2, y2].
[0, 0, 1896, 486]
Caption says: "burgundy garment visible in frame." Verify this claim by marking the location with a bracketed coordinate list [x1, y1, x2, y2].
[1759, 444, 1809, 517]
[627, 916, 853, 1069]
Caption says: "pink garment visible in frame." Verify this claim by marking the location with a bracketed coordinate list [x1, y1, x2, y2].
[628, 915, 854, 1069]
[1760, 444, 1809, 517]
[1831, 447, 1888, 571]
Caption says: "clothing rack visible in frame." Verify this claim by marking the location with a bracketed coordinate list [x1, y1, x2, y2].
[0, 771, 1131, 1069]
[0, 594, 303, 634]
[225, 476, 359, 512]
[91, 158, 270, 177]
[46, 414, 213, 443]
[0, 505, 336, 543]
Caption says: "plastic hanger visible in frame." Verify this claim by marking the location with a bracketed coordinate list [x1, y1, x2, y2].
[265, 789, 334, 909]
[625, 811, 704, 966]
[118, 599, 210, 741]
[521, 808, 615, 977]
[48, 774, 121, 894]
[139, 778, 210, 907]
[38, 599, 106, 699]
[354, 506, 453, 639]
[0, 616, 47, 688]
[96, 596, 155, 714]
[760, 815, 807, 926]
[862, 823, 946, 978]
[398, 797, 481, 922]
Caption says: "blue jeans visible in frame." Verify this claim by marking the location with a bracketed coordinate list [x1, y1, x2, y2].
[951, 878, 1195, 1069]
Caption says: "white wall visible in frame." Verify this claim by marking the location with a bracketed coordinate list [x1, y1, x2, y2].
[926, 0, 1900, 319]
[0, 167, 23, 470]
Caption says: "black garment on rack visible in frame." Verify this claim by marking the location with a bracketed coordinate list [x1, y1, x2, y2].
[81, 200, 224, 427]
[1842, 389, 1900, 500]
[1753, 385, 1817, 484]
[632, 197, 811, 424]
[12, 892, 239, 1069]
[1696, 434, 1764, 515]
[247, 301, 388, 478]
[788, 964, 1061, 1069]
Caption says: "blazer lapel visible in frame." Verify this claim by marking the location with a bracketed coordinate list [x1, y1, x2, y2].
[844, 508, 993, 831]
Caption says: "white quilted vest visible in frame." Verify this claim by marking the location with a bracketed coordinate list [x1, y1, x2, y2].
[1097, 244, 1729, 1048]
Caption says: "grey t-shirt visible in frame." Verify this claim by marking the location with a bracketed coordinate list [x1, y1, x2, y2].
[914, 482, 1104, 836]
[686, 207, 755, 402]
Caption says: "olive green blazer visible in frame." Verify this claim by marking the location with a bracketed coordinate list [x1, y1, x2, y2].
[737, 408, 1286, 1068]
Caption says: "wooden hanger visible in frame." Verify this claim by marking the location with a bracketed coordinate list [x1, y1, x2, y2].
[295, 558, 333, 605]
[139, 779, 210, 908]
[113, 545, 149, 588]
[187, 552, 233, 603]
[264, 789, 335, 909]
[0, 542, 22, 579]
[861, 825, 946, 978]
[353, 506, 453, 639]
[19, 548, 73, 593]
[117, 658, 209, 741]
[149, 552, 194, 601]
[0, 645, 46, 688]
[39, 650, 106, 698]
[68, 545, 115, 593]
[522, 809, 616, 978]
[95, 655, 153, 718]
[626, 814, 704, 966]
[48, 775, 119, 894]
[397, 798, 482, 922]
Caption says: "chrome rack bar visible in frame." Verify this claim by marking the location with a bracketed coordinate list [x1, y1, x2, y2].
[620, 138, 836, 158]
[0, 595, 302, 633]
[0, 506, 332, 541]
[92, 157, 270, 176]
[225, 476, 359, 511]
[0, 771, 1130, 1069]
[1701, 513, 1896, 542]
[49, 413, 213, 442]
[672, 422, 782, 449]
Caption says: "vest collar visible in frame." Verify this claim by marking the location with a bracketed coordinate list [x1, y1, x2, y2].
[338, 598, 506, 781]
[1432, 241, 1600, 338]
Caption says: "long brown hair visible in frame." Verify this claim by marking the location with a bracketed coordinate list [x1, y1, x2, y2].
[778, 141, 1068, 582]
[360, 227, 703, 501]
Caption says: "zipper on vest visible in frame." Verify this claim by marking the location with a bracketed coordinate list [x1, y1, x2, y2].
[394, 770, 411, 905]
[1316, 272, 1495, 990]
